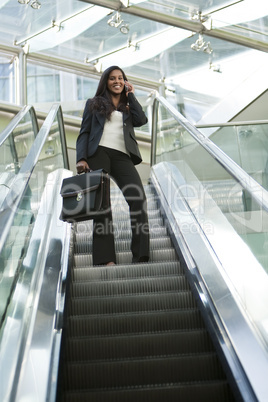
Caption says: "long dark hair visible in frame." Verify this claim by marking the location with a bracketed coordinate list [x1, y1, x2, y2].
[89, 65, 129, 119]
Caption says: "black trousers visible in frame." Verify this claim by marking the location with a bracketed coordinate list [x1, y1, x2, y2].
[87, 146, 150, 265]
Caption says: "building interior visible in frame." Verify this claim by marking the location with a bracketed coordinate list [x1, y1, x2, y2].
[0, 1, 268, 401]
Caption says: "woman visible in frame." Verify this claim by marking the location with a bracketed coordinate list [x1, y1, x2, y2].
[76, 65, 150, 266]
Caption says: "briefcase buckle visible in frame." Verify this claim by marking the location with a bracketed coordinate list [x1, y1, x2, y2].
[76, 192, 83, 201]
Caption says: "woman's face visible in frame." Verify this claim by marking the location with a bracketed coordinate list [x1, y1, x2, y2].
[107, 69, 125, 96]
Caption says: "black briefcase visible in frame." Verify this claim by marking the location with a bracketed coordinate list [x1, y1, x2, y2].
[60, 169, 110, 222]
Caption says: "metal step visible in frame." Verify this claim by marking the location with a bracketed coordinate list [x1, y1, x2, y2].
[75, 225, 168, 241]
[65, 329, 215, 362]
[68, 291, 197, 316]
[74, 216, 165, 232]
[58, 183, 236, 402]
[72, 260, 182, 281]
[70, 275, 190, 298]
[74, 248, 178, 267]
[74, 236, 172, 254]
[67, 309, 208, 338]
[59, 380, 234, 402]
[62, 353, 227, 390]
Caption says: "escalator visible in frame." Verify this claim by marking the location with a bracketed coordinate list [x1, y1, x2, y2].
[0, 104, 70, 402]
[57, 184, 237, 401]
[1, 97, 268, 402]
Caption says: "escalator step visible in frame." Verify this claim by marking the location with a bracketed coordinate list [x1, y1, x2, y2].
[67, 309, 204, 337]
[72, 261, 182, 281]
[75, 225, 167, 242]
[116, 248, 178, 265]
[111, 208, 162, 220]
[75, 217, 164, 232]
[65, 329, 214, 362]
[58, 182, 237, 402]
[69, 291, 197, 316]
[62, 353, 227, 390]
[111, 200, 159, 214]
[61, 380, 235, 402]
[70, 275, 190, 298]
[74, 248, 178, 267]
[74, 236, 172, 253]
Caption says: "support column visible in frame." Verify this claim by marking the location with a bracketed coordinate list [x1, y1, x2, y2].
[17, 48, 28, 106]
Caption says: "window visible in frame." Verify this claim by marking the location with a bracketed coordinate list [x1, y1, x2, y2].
[0, 55, 15, 103]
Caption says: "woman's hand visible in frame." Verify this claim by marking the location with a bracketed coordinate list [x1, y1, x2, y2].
[125, 80, 134, 96]
[76, 160, 90, 174]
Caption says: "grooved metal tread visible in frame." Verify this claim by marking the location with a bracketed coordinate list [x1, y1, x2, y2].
[63, 353, 227, 390]
[60, 380, 234, 402]
[58, 184, 236, 402]
[65, 329, 215, 362]
[72, 260, 182, 281]
[74, 249, 179, 266]
[67, 309, 210, 337]
[74, 236, 172, 253]
[70, 275, 190, 298]
[74, 216, 164, 231]
[68, 290, 197, 315]
[75, 225, 168, 240]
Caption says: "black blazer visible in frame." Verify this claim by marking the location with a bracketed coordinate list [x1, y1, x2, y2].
[76, 92, 148, 165]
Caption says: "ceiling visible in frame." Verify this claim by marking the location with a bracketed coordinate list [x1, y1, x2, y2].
[1, 0, 268, 122]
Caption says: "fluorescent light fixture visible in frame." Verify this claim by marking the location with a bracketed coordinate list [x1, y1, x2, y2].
[191, 34, 213, 54]
[120, 23, 129, 34]
[107, 12, 123, 28]
[31, 0, 41, 9]
[107, 11, 129, 34]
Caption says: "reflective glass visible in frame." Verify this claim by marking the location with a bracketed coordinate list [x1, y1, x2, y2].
[1, 0, 267, 123]
[27, 62, 99, 116]
[0, 109, 36, 174]
[27, 63, 60, 104]
[199, 124, 268, 191]
[154, 101, 268, 345]
[0, 108, 65, 322]
[0, 55, 15, 103]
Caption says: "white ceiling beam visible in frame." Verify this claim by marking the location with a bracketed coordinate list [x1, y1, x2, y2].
[79, 0, 268, 52]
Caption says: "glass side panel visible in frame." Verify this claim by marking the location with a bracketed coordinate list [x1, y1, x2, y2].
[199, 124, 268, 191]
[0, 109, 65, 322]
[0, 109, 38, 209]
[155, 102, 268, 345]
[0, 110, 37, 174]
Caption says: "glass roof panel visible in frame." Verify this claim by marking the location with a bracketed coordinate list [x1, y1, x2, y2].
[0, 0, 268, 124]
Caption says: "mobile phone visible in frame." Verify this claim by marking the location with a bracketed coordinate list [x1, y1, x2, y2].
[125, 81, 130, 92]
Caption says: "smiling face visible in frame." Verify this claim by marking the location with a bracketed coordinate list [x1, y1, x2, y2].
[107, 69, 125, 96]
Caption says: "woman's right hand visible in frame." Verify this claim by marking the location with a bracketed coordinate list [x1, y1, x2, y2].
[76, 160, 90, 174]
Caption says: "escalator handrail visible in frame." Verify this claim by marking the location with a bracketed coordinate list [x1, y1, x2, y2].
[151, 94, 268, 213]
[196, 119, 268, 128]
[0, 105, 39, 147]
[0, 103, 65, 255]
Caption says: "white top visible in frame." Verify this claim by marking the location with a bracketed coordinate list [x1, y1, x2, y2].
[99, 111, 129, 155]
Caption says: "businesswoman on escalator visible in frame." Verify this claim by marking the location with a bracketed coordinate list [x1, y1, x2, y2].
[76, 65, 150, 266]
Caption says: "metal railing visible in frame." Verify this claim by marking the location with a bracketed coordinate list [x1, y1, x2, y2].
[0, 105, 39, 146]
